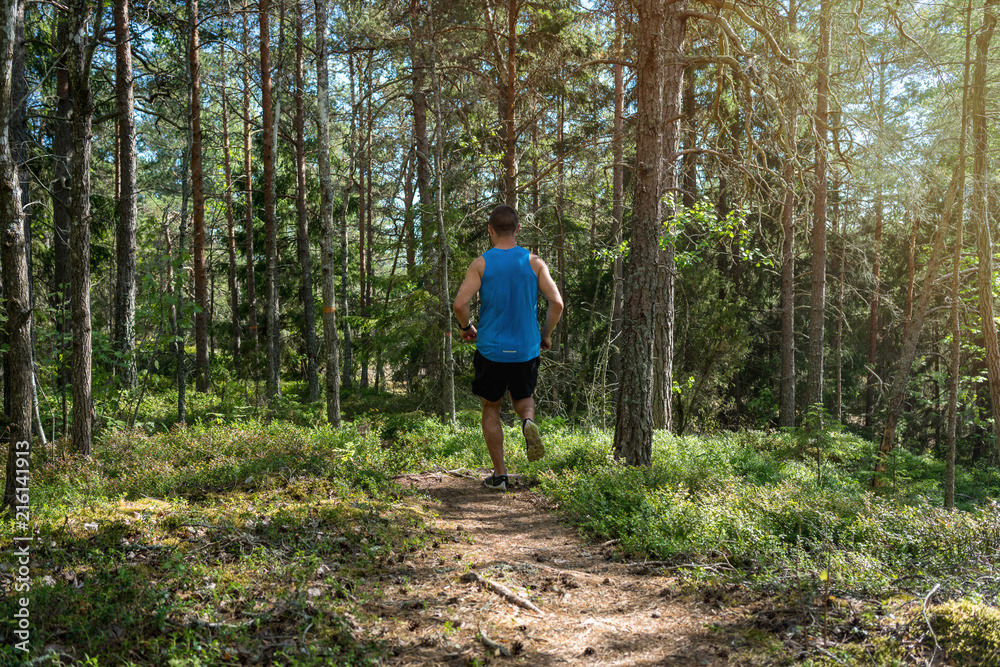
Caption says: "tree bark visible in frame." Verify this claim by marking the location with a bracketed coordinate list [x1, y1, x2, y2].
[189, 0, 209, 392]
[1, 0, 33, 509]
[294, 0, 318, 402]
[652, 15, 684, 433]
[427, 0, 455, 423]
[315, 0, 340, 425]
[113, 0, 137, 388]
[242, 0, 258, 367]
[220, 40, 241, 367]
[971, 0, 1000, 456]
[610, 0, 625, 393]
[261, 0, 281, 400]
[340, 52, 356, 390]
[805, 0, 830, 412]
[778, 0, 798, 429]
[52, 22, 71, 388]
[865, 59, 886, 429]
[613, 0, 685, 465]
[67, 0, 99, 455]
[946, 0, 974, 511]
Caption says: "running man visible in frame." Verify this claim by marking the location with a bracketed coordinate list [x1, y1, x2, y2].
[453, 205, 564, 491]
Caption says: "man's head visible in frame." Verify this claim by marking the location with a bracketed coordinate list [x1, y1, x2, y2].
[488, 205, 518, 237]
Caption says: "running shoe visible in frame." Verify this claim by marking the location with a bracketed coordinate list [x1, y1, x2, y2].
[523, 419, 545, 462]
[483, 474, 508, 491]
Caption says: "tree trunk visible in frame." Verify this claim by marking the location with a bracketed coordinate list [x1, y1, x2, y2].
[873, 168, 961, 486]
[946, 0, 973, 511]
[261, 0, 281, 400]
[610, 0, 625, 393]
[865, 59, 886, 429]
[220, 41, 241, 367]
[315, 0, 340, 425]
[805, 0, 830, 412]
[52, 22, 71, 388]
[113, 0, 137, 388]
[242, 0, 258, 368]
[358, 54, 371, 389]
[67, 0, 98, 455]
[1, 0, 32, 509]
[502, 0, 518, 207]
[294, 0, 318, 401]
[971, 0, 1000, 457]
[834, 175, 844, 423]
[778, 0, 799, 429]
[427, 0, 455, 423]
[340, 52, 356, 391]
[652, 17, 684, 433]
[613, 0, 685, 465]
[190, 0, 209, 392]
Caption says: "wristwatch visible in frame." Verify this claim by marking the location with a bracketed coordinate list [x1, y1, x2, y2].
[461, 322, 474, 331]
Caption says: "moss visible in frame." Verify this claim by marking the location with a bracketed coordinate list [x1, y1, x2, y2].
[931, 600, 1000, 666]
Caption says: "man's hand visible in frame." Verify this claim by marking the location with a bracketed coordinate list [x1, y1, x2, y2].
[540, 334, 552, 350]
[461, 325, 478, 342]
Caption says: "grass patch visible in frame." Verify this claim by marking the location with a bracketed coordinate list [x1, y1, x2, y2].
[1, 421, 431, 666]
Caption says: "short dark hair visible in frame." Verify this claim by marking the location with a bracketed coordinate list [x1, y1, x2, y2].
[488, 205, 518, 236]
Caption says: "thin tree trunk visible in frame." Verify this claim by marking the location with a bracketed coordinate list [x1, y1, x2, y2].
[190, 0, 209, 392]
[1, 0, 32, 508]
[113, 0, 137, 388]
[261, 0, 281, 400]
[68, 0, 100, 455]
[315, 0, 340, 425]
[806, 0, 830, 413]
[427, 0, 454, 423]
[358, 54, 371, 389]
[340, 52, 355, 390]
[220, 42, 241, 366]
[502, 0, 518, 207]
[53, 22, 71, 389]
[294, 0, 318, 401]
[874, 167, 961, 486]
[779, 0, 798, 429]
[610, 0, 625, 392]
[971, 0, 1000, 457]
[242, 0, 258, 368]
[651, 17, 684, 432]
[946, 0, 973, 511]
[834, 176, 844, 423]
[614, 0, 685, 465]
[177, 141, 190, 425]
[866, 59, 886, 429]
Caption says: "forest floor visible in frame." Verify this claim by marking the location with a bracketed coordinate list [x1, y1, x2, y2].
[358, 468, 781, 666]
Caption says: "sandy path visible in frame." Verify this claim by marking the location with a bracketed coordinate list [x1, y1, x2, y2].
[359, 468, 734, 666]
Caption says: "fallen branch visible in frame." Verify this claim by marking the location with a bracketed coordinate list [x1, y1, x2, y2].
[506, 560, 605, 582]
[478, 624, 512, 657]
[460, 571, 543, 614]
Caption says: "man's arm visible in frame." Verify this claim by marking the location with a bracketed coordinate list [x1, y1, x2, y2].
[532, 255, 564, 351]
[453, 256, 484, 341]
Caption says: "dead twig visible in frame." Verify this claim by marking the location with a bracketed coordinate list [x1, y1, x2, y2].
[922, 583, 941, 659]
[504, 560, 605, 582]
[460, 571, 543, 614]
[478, 624, 512, 657]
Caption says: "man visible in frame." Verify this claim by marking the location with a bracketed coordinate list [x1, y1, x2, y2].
[453, 205, 564, 491]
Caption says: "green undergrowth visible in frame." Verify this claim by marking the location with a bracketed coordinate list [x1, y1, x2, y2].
[5, 407, 1000, 665]
[0, 420, 433, 666]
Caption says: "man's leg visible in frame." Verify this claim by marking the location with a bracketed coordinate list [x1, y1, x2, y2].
[512, 395, 544, 462]
[482, 397, 506, 476]
[511, 395, 535, 423]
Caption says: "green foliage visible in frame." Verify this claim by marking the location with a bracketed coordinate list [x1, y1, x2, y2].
[537, 428, 1000, 602]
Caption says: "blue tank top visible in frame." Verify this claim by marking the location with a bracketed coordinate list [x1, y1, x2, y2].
[477, 246, 540, 362]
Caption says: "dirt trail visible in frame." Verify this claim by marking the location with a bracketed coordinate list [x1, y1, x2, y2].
[359, 469, 738, 666]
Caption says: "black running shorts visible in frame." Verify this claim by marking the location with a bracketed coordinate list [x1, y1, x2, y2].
[472, 350, 540, 402]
